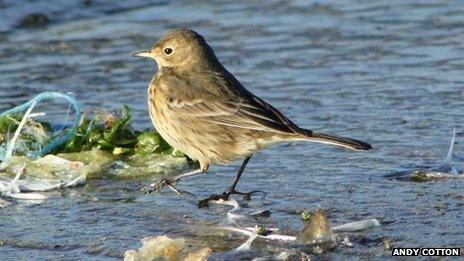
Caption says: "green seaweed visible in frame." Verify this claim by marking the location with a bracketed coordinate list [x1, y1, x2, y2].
[301, 210, 313, 223]
[0, 114, 20, 133]
[54, 105, 183, 158]
[1, 105, 184, 159]
[254, 224, 268, 236]
[0, 106, 189, 183]
[135, 131, 171, 155]
[57, 105, 139, 153]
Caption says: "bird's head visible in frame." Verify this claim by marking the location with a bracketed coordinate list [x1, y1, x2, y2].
[133, 28, 218, 71]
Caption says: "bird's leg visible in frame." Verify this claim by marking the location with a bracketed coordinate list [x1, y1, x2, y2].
[142, 167, 206, 196]
[222, 155, 266, 199]
[198, 155, 266, 207]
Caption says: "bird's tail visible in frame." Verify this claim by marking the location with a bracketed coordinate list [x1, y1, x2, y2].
[296, 129, 372, 151]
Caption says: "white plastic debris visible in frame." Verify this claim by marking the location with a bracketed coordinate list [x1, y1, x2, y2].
[216, 209, 382, 244]
[333, 218, 381, 232]
[209, 199, 271, 225]
[217, 226, 297, 242]
[434, 128, 457, 174]
[234, 233, 259, 252]
[0, 163, 47, 200]
[6, 192, 48, 200]
[0, 154, 89, 201]
[0, 154, 86, 193]
[0, 100, 37, 169]
[341, 235, 353, 247]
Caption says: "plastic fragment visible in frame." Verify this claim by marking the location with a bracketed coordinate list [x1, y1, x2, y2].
[234, 233, 258, 252]
[434, 128, 457, 174]
[0, 101, 36, 166]
[333, 218, 381, 232]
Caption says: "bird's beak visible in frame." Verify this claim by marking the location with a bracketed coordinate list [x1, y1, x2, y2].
[132, 50, 153, 58]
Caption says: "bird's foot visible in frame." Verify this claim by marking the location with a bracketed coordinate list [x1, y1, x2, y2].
[141, 178, 170, 194]
[198, 188, 266, 208]
[141, 178, 195, 197]
[222, 187, 267, 200]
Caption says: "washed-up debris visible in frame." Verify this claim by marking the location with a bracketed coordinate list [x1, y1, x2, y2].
[206, 231, 262, 261]
[0, 198, 12, 207]
[1, 155, 87, 192]
[183, 248, 213, 261]
[435, 128, 457, 174]
[212, 200, 381, 247]
[55, 104, 183, 157]
[0, 91, 81, 161]
[0, 92, 188, 199]
[299, 209, 381, 234]
[408, 170, 464, 182]
[297, 209, 335, 245]
[123, 235, 211, 261]
[340, 235, 353, 247]
[124, 236, 184, 261]
[0, 92, 184, 160]
[0, 100, 38, 166]
[209, 199, 271, 226]
[214, 201, 381, 255]
[295, 209, 337, 254]
[234, 232, 259, 252]
[332, 219, 381, 232]
[386, 129, 463, 181]
[105, 153, 187, 179]
[57, 149, 187, 179]
[128, 203, 381, 259]
[0, 164, 48, 200]
[254, 224, 268, 236]
[382, 238, 392, 250]
[218, 226, 296, 242]
[301, 209, 313, 223]
[0, 149, 188, 196]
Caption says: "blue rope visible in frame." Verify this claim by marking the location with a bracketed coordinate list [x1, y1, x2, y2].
[1, 91, 82, 158]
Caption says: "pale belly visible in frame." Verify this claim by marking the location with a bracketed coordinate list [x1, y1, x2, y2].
[148, 102, 284, 165]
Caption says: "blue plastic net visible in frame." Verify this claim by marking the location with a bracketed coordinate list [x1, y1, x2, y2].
[0, 91, 81, 160]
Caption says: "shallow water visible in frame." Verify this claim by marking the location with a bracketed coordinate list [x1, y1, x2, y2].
[1, 0, 464, 259]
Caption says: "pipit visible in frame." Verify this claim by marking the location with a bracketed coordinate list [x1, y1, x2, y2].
[134, 28, 372, 205]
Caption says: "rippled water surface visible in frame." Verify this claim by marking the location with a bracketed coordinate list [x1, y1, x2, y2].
[1, 0, 464, 259]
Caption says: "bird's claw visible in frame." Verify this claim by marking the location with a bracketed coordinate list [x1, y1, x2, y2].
[198, 188, 267, 207]
[226, 189, 267, 200]
[141, 178, 174, 194]
[166, 184, 197, 197]
[142, 178, 196, 197]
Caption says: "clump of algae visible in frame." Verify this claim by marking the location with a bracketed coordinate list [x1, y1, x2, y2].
[0, 106, 188, 191]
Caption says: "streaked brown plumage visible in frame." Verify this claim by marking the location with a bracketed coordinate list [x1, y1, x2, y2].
[134, 28, 372, 201]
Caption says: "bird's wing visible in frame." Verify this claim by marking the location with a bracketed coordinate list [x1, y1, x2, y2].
[167, 98, 286, 133]
[163, 74, 309, 135]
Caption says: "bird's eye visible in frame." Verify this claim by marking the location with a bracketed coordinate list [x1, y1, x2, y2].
[164, 48, 173, 55]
